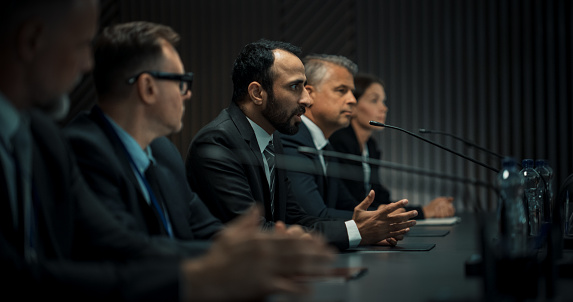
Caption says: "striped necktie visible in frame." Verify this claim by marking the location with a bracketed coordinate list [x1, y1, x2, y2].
[263, 140, 275, 215]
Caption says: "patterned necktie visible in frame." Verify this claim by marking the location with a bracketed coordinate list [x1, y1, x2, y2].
[263, 140, 275, 215]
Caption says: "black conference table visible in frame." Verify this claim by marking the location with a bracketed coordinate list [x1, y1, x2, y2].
[272, 212, 573, 302]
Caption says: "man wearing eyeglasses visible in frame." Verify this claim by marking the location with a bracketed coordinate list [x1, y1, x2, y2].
[62, 21, 336, 300]
[63, 21, 224, 249]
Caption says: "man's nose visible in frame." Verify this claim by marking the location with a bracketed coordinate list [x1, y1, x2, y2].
[300, 87, 312, 107]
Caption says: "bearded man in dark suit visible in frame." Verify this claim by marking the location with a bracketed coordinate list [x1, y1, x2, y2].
[186, 39, 418, 251]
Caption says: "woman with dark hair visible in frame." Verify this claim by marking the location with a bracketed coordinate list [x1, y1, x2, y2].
[329, 73, 455, 218]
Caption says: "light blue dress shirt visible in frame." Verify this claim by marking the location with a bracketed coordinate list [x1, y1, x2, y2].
[103, 115, 173, 235]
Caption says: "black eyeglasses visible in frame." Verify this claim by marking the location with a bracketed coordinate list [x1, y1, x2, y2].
[127, 71, 193, 95]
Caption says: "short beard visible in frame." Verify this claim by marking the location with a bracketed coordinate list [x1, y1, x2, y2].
[262, 94, 305, 135]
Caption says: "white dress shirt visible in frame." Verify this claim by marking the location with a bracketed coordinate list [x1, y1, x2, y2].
[300, 116, 362, 247]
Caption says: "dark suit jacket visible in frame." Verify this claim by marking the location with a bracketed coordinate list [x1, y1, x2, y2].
[329, 125, 424, 218]
[1, 110, 185, 301]
[279, 122, 358, 220]
[186, 103, 350, 250]
[64, 106, 223, 243]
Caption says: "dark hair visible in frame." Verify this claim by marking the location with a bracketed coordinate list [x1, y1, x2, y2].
[231, 39, 301, 103]
[93, 21, 180, 98]
[353, 73, 385, 101]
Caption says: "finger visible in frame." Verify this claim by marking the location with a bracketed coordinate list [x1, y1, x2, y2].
[449, 205, 456, 215]
[386, 238, 398, 246]
[397, 219, 417, 228]
[373, 239, 391, 246]
[285, 225, 307, 237]
[275, 238, 336, 265]
[271, 237, 334, 256]
[387, 209, 418, 222]
[270, 277, 311, 295]
[355, 190, 376, 211]
[383, 205, 406, 214]
[445, 206, 455, 216]
[388, 220, 417, 232]
[274, 221, 288, 234]
[376, 199, 408, 215]
[270, 250, 335, 276]
[436, 204, 455, 217]
[388, 227, 411, 237]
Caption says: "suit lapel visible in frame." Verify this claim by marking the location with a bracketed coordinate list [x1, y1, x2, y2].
[227, 103, 273, 219]
[88, 107, 149, 203]
[29, 111, 71, 257]
[322, 143, 339, 208]
[343, 125, 362, 156]
[296, 123, 331, 205]
[366, 138, 381, 185]
[228, 104, 266, 166]
[149, 139, 194, 239]
[88, 107, 167, 235]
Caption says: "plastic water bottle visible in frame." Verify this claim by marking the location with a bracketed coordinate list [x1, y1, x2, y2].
[535, 159, 554, 222]
[520, 159, 544, 236]
[497, 157, 527, 256]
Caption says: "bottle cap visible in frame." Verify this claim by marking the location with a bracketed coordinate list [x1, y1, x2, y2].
[522, 159, 534, 168]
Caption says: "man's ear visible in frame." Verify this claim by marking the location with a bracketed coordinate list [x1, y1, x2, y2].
[136, 74, 158, 105]
[16, 19, 45, 63]
[247, 81, 267, 106]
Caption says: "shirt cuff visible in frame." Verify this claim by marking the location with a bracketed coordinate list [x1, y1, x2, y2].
[345, 220, 362, 248]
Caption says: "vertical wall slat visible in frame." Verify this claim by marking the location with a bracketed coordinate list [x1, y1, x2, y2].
[64, 0, 572, 212]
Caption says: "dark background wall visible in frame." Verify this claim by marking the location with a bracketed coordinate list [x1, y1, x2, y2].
[66, 0, 572, 212]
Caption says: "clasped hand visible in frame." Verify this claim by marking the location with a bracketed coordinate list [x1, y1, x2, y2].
[182, 207, 336, 302]
[352, 190, 418, 246]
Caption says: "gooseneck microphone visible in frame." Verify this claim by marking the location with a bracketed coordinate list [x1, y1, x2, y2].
[296, 146, 495, 189]
[369, 121, 499, 173]
[418, 128, 505, 159]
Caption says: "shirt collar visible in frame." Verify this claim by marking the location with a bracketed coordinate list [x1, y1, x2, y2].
[301, 115, 329, 150]
[104, 114, 155, 173]
[246, 117, 274, 153]
[0, 91, 22, 149]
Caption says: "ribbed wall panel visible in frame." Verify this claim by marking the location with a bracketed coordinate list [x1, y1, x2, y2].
[65, 0, 572, 212]
[356, 0, 572, 211]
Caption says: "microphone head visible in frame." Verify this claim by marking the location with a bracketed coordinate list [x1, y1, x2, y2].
[369, 121, 385, 127]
